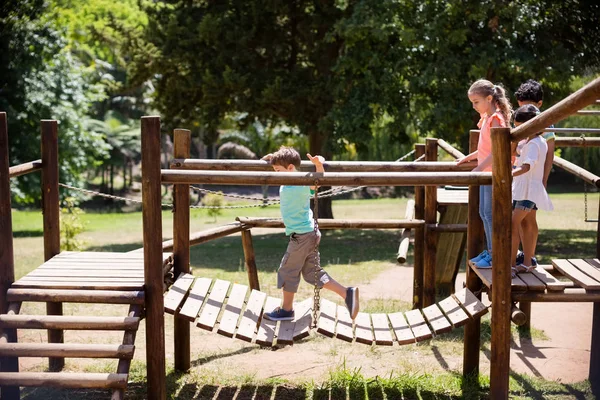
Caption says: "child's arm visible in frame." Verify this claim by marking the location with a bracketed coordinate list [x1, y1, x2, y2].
[307, 153, 325, 190]
[512, 163, 531, 177]
[456, 150, 478, 165]
[472, 154, 491, 172]
[543, 139, 555, 188]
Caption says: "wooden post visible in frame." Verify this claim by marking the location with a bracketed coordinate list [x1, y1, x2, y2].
[0, 112, 20, 399]
[490, 127, 512, 399]
[423, 138, 438, 306]
[590, 199, 600, 396]
[463, 130, 484, 378]
[173, 129, 191, 372]
[41, 120, 63, 372]
[413, 144, 425, 309]
[241, 229, 260, 291]
[141, 116, 166, 400]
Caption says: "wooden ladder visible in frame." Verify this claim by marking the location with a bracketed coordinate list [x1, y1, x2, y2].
[0, 288, 144, 399]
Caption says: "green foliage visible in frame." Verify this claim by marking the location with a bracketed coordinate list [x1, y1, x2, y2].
[60, 197, 87, 251]
[202, 193, 224, 221]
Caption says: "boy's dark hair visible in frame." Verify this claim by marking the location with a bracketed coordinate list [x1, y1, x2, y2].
[270, 146, 301, 168]
[514, 104, 540, 123]
[514, 79, 544, 103]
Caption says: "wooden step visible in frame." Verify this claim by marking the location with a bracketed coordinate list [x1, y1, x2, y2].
[0, 372, 128, 389]
[0, 343, 134, 359]
[0, 315, 140, 331]
[7, 289, 145, 305]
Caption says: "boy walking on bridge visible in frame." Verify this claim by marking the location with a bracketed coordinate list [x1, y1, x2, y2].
[261, 146, 360, 321]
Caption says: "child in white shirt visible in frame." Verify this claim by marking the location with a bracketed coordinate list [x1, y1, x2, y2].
[511, 105, 553, 277]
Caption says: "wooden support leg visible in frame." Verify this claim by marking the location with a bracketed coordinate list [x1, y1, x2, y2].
[412, 144, 425, 309]
[241, 229, 260, 291]
[0, 303, 21, 399]
[591, 303, 600, 396]
[518, 301, 531, 331]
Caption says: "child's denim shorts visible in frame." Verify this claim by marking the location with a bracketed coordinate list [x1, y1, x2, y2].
[512, 200, 537, 211]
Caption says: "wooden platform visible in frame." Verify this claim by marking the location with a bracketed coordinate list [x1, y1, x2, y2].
[0, 251, 171, 399]
[470, 258, 600, 301]
[164, 274, 488, 347]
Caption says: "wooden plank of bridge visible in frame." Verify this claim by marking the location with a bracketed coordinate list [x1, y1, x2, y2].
[405, 309, 432, 341]
[586, 259, 600, 269]
[217, 283, 248, 338]
[278, 299, 310, 345]
[316, 298, 337, 338]
[354, 312, 373, 345]
[470, 266, 528, 292]
[515, 272, 546, 292]
[387, 312, 415, 345]
[569, 259, 600, 283]
[236, 290, 267, 343]
[178, 278, 212, 322]
[335, 305, 354, 343]
[453, 288, 488, 319]
[255, 297, 280, 346]
[292, 300, 313, 341]
[437, 296, 469, 327]
[164, 274, 194, 315]
[531, 266, 567, 292]
[196, 279, 230, 331]
[422, 304, 452, 334]
[371, 314, 394, 346]
[553, 259, 600, 290]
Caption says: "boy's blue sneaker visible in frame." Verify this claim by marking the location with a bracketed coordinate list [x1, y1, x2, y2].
[531, 257, 538, 267]
[345, 287, 360, 320]
[263, 307, 295, 321]
[474, 253, 493, 269]
[470, 250, 489, 264]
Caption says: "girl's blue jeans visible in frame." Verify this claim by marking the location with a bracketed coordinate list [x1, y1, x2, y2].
[479, 185, 493, 252]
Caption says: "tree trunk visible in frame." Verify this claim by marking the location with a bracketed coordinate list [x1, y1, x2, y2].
[109, 163, 114, 196]
[128, 159, 133, 188]
[101, 165, 106, 192]
[309, 131, 333, 219]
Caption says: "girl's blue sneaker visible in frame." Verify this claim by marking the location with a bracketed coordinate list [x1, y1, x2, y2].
[474, 253, 493, 269]
[470, 250, 489, 264]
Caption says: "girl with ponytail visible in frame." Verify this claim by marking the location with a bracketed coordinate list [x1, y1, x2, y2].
[457, 79, 513, 268]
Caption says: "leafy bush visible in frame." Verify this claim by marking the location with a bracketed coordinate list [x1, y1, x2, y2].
[202, 193, 224, 221]
[60, 197, 87, 251]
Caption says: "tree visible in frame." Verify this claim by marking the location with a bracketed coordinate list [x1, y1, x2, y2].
[132, 0, 414, 218]
[1, 0, 110, 203]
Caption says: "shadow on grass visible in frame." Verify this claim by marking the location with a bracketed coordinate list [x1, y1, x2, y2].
[536, 229, 596, 263]
[13, 229, 44, 238]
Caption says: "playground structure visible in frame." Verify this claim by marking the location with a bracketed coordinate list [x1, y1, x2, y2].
[0, 78, 596, 399]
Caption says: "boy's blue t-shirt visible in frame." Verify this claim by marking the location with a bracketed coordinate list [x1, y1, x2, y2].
[279, 185, 315, 235]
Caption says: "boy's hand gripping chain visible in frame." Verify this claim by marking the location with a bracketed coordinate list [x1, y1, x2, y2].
[311, 184, 321, 329]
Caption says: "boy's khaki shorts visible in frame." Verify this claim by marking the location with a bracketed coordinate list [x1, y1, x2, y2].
[277, 230, 330, 293]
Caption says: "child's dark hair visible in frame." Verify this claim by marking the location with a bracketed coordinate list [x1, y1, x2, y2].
[270, 146, 301, 168]
[514, 79, 544, 103]
[514, 104, 540, 123]
[468, 79, 512, 125]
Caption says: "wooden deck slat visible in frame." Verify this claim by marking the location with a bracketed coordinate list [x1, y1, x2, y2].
[11, 281, 144, 291]
[316, 299, 337, 338]
[371, 313, 394, 346]
[196, 279, 230, 331]
[178, 278, 212, 322]
[515, 271, 547, 292]
[531, 265, 567, 292]
[278, 299, 310, 345]
[569, 259, 600, 283]
[17, 276, 143, 283]
[37, 264, 144, 270]
[453, 288, 488, 319]
[354, 312, 374, 345]
[586, 259, 600, 269]
[404, 309, 432, 341]
[255, 297, 280, 346]
[335, 305, 354, 343]
[164, 274, 194, 315]
[470, 266, 528, 292]
[217, 284, 248, 338]
[387, 312, 415, 345]
[553, 259, 600, 290]
[28, 270, 144, 277]
[236, 290, 267, 343]
[437, 296, 469, 327]
[292, 300, 313, 341]
[422, 304, 452, 334]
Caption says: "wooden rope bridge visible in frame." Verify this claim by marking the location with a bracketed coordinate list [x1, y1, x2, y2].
[164, 273, 488, 347]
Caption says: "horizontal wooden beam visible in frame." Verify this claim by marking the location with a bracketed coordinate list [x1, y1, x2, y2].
[6, 289, 145, 305]
[0, 343, 135, 359]
[8, 159, 42, 178]
[554, 137, 600, 147]
[170, 159, 475, 172]
[0, 372, 128, 389]
[511, 77, 600, 142]
[236, 217, 425, 229]
[437, 139, 465, 159]
[161, 170, 493, 187]
[553, 155, 600, 187]
[473, 128, 600, 135]
[426, 223, 468, 232]
[577, 110, 600, 116]
[162, 222, 245, 251]
[512, 289, 600, 302]
[0, 315, 140, 330]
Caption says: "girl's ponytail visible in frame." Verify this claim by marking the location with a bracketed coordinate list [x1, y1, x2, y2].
[491, 85, 513, 126]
